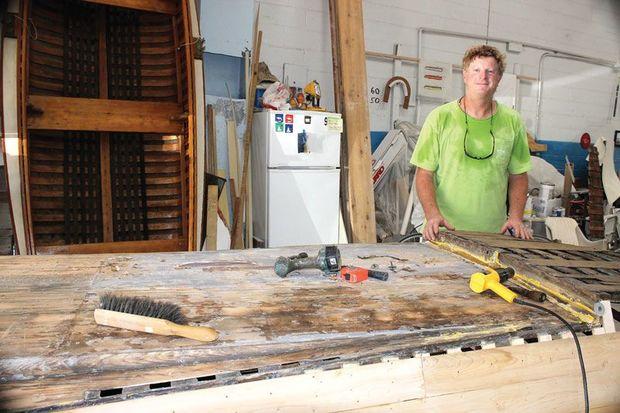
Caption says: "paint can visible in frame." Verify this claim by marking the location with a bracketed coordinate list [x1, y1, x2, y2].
[552, 207, 565, 217]
[539, 183, 555, 200]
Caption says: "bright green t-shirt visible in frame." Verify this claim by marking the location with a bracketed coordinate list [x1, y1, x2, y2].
[410, 100, 531, 233]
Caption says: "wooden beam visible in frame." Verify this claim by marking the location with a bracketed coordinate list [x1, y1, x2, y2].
[98, 8, 113, 243]
[329, 0, 351, 242]
[36, 239, 185, 254]
[526, 258, 620, 269]
[179, 0, 198, 251]
[331, 0, 376, 243]
[82, 0, 177, 15]
[171, 15, 188, 246]
[483, 239, 607, 252]
[19, 0, 35, 254]
[26, 96, 184, 133]
[100, 135, 113, 242]
[227, 119, 239, 195]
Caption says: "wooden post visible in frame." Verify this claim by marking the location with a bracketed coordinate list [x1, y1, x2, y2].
[330, 0, 376, 243]
[230, 30, 262, 249]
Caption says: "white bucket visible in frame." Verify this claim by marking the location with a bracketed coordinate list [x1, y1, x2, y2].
[540, 183, 555, 200]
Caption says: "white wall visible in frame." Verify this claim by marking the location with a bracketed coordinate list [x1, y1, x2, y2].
[202, 0, 254, 56]
[255, 0, 620, 142]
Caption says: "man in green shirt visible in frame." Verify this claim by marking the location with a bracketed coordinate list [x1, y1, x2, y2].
[410, 45, 532, 241]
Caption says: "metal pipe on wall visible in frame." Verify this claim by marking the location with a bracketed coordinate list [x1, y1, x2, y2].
[415, 26, 617, 128]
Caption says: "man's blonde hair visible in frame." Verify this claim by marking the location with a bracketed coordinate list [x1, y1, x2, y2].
[462, 45, 506, 75]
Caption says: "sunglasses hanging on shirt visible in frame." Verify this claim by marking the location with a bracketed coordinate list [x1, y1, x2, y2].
[460, 97, 496, 160]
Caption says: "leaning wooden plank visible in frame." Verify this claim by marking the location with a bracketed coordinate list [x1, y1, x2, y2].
[526, 258, 620, 269]
[217, 168, 231, 228]
[245, 155, 253, 249]
[226, 119, 239, 195]
[205, 185, 218, 250]
[206, 105, 216, 174]
[58, 333, 619, 412]
[27, 96, 184, 134]
[36, 239, 185, 254]
[83, 0, 177, 14]
[230, 30, 262, 249]
[332, 0, 376, 243]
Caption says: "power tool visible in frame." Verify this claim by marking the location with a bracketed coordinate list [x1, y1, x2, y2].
[339, 266, 389, 283]
[469, 267, 518, 303]
[274, 245, 341, 277]
[470, 267, 547, 302]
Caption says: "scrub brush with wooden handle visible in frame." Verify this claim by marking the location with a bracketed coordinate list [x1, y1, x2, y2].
[94, 293, 218, 342]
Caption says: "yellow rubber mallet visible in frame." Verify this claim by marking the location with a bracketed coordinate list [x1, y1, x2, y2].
[469, 267, 518, 303]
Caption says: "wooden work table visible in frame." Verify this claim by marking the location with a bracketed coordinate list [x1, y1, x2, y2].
[0, 238, 616, 411]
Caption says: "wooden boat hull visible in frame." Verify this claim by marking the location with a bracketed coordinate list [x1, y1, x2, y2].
[0, 241, 617, 411]
[1, 0, 205, 254]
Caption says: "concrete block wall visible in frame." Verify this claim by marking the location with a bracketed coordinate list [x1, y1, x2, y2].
[257, 0, 335, 110]
[254, 0, 620, 178]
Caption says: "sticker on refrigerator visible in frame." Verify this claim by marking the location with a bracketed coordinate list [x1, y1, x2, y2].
[304, 115, 312, 124]
[326, 117, 343, 132]
[275, 113, 283, 123]
[285, 124, 293, 133]
[285, 114, 294, 123]
[275, 122, 284, 132]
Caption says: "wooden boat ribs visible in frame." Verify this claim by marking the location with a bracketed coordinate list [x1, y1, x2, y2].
[18, 0, 194, 253]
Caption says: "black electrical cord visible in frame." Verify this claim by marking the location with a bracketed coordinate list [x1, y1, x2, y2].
[399, 224, 424, 243]
[514, 298, 589, 413]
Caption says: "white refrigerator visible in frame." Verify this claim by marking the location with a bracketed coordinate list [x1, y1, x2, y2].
[251, 110, 343, 248]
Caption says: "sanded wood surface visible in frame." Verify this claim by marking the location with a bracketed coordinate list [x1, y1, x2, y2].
[27, 96, 184, 133]
[0, 243, 597, 411]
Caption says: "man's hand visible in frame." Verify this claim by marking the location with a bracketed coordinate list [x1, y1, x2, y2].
[423, 214, 455, 241]
[415, 168, 454, 241]
[500, 217, 532, 240]
[504, 173, 530, 239]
